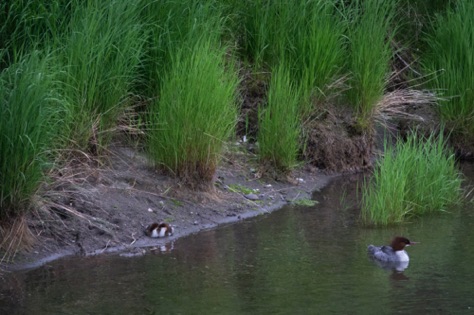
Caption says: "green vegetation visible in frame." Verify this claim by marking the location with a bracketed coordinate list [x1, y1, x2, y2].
[0, 52, 58, 219]
[258, 64, 301, 172]
[290, 0, 345, 110]
[227, 184, 258, 195]
[397, 0, 453, 49]
[345, 0, 397, 128]
[0, 1, 71, 67]
[57, 0, 144, 152]
[236, 0, 345, 111]
[144, 1, 237, 188]
[140, 0, 222, 96]
[292, 199, 319, 207]
[362, 133, 463, 225]
[423, 0, 474, 137]
[147, 34, 239, 187]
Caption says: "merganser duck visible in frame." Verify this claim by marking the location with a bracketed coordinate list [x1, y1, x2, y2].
[145, 223, 174, 238]
[368, 236, 416, 262]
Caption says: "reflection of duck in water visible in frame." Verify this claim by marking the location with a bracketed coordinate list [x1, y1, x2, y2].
[367, 237, 417, 272]
[145, 223, 174, 238]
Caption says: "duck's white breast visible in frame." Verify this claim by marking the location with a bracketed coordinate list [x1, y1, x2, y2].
[396, 250, 409, 262]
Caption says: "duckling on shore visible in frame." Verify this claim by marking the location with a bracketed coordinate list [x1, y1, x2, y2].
[145, 222, 174, 238]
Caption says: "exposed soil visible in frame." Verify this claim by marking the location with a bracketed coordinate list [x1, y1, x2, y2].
[236, 67, 269, 141]
[1, 140, 334, 271]
[302, 104, 374, 173]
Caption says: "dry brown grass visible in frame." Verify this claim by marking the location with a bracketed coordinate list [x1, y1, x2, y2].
[374, 89, 441, 126]
[0, 215, 36, 263]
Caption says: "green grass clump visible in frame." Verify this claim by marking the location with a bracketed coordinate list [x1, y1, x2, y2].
[423, 0, 474, 137]
[362, 132, 463, 225]
[236, 0, 280, 68]
[0, 0, 72, 68]
[258, 64, 301, 172]
[0, 52, 58, 219]
[147, 36, 239, 189]
[140, 0, 222, 96]
[291, 0, 345, 110]
[236, 0, 344, 110]
[345, 0, 397, 129]
[397, 0, 453, 50]
[57, 0, 144, 152]
[227, 184, 257, 195]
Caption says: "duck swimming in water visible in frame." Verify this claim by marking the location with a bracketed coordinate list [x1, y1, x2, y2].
[368, 236, 415, 262]
[367, 236, 417, 272]
[145, 222, 174, 238]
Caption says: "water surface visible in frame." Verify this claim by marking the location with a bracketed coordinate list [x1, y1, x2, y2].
[1, 166, 474, 314]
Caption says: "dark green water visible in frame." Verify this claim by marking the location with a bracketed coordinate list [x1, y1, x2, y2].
[2, 166, 474, 314]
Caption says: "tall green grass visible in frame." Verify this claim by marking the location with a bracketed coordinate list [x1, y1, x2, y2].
[345, 0, 397, 129]
[362, 132, 462, 225]
[147, 36, 239, 188]
[397, 0, 453, 50]
[236, 0, 345, 109]
[423, 0, 474, 136]
[291, 0, 345, 110]
[237, 0, 279, 68]
[140, 0, 223, 97]
[258, 64, 301, 172]
[57, 0, 144, 152]
[0, 0, 72, 68]
[0, 52, 58, 219]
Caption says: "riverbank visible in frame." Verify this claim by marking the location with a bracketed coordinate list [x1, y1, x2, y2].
[4, 0, 474, 273]
[1, 141, 335, 271]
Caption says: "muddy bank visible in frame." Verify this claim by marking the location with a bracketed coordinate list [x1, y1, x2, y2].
[1, 142, 335, 271]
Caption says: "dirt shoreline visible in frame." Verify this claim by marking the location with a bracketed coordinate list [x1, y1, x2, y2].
[1, 143, 336, 272]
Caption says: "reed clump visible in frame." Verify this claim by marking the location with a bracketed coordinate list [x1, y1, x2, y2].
[345, 0, 397, 129]
[0, 0, 71, 68]
[422, 0, 474, 138]
[57, 0, 144, 153]
[0, 52, 58, 220]
[236, 0, 345, 112]
[258, 64, 301, 173]
[140, 0, 222, 96]
[362, 132, 463, 225]
[147, 35, 239, 189]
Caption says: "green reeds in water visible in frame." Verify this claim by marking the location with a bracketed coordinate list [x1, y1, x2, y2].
[57, 0, 144, 152]
[258, 64, 301, 173]
[147, 38, 239, 188]
[362, 132, 463, 225]
[0, 52, 58, 219]
[423, 0, 474, 136]
[345, 0, 397, 129]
